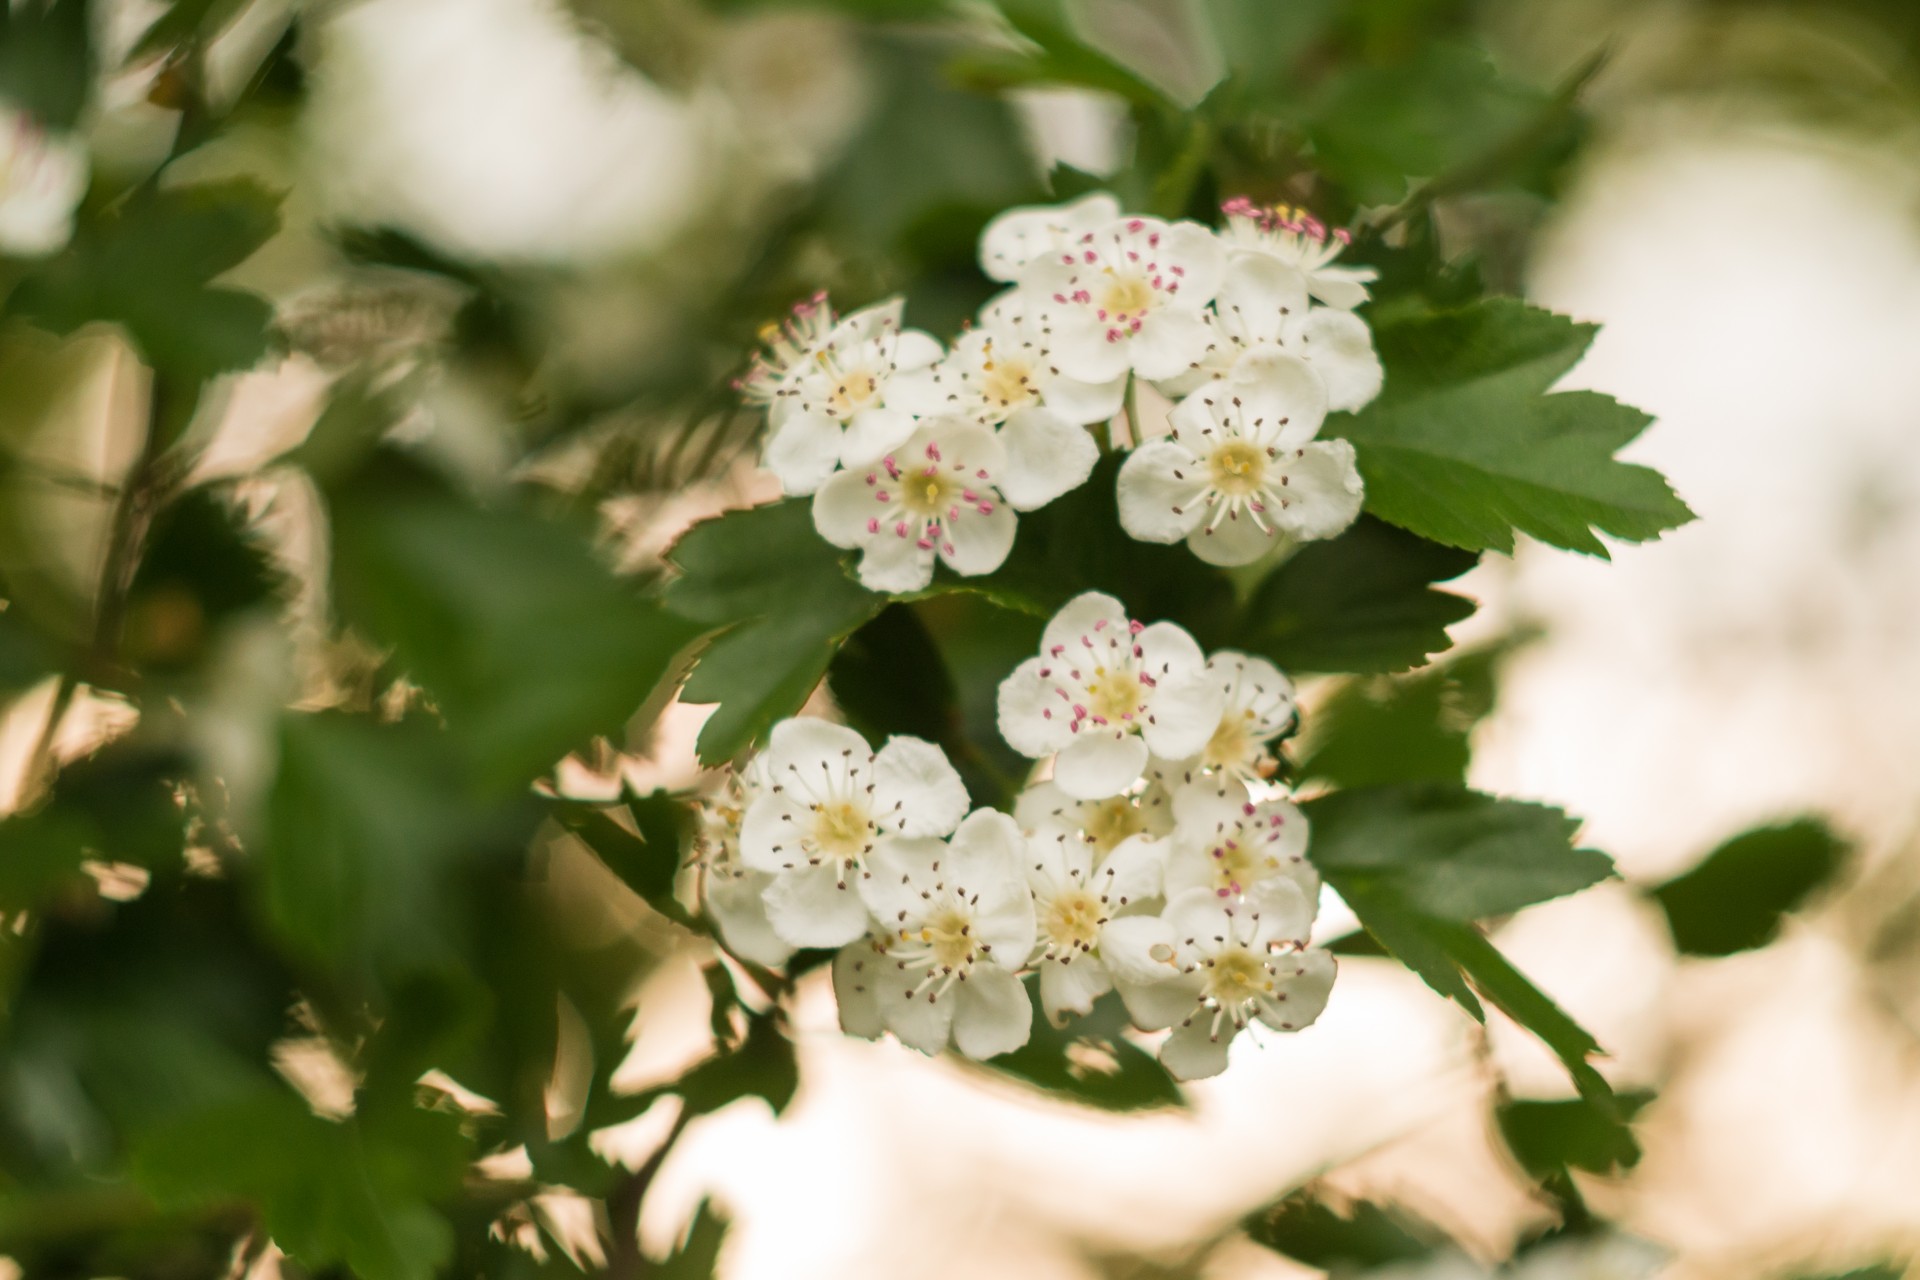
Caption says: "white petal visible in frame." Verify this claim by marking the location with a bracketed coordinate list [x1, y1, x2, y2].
[1039, 956, 1112, 1024]
[859, 837, 948, 922]
[1158, 1019, 1235, 1081]
[878, 978, 957, 1055]
[837, 297, 907, 344]
[1047, 308, 1132, 385]
[1129, 308, 1213, 382]
[766, 715, 871, 768]
[1248, 878, 1317, 945]
[1134, 621, 1207, 681]
[738, 790, 811, 873]
[1159, 220, 1227, 303]
[1053, 732, 1151, 800]
[1013, 781, 1081, 837]
[1285, 308, 1383, 412]
[883, 363, 956, 419]
[1215, 252, 1310, 346]
[951, 967, 1034, 1059]
[872, 736, 969, 837]
[1041, 591, 1132, 659]
[926, 419, 1006, 477]
[946, 808, 1028, 884]
[1035, 369, 1127, 426]
[1100, 914, 1178, 986]
[1229, 348, 1330, 449]
[1187, 504, 1283, 566]
[812, 467, 887, 548]
[996, 657, 1074, 758]
[1163, 887, 1237, 945]
[1116, 441, 1207, 544]
[1255, 948, 1336, 1032]
[762, 864, 871, 948]
[1307, 265, 1375, 310]
[979, 192, 1121, 282]
[854, 531, 935, 593]
[938, 501, 1016, 577]
[708, 873, 795, 968]
[995, 407, 1098, 510]
[1115, 974, 1202, 1032]
[762, 411, 843, 495]
[841, 407, 918, 469]
[1272, 440, 1365, 542]
[892, 329, 944, 373]
[1096, 833, 1168, 905]
[833, 941, 889, 1039]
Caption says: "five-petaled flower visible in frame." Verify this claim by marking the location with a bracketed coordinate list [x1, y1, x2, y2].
[1161, 775, 1316, 904]
[978, 191, 1122, 285]
[1023, 828, 1165, 1023]
[1219, 196, 1377, 310]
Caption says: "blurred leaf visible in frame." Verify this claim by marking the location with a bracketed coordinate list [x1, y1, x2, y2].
[1653, 819, 1848, 958]
[0, 0, 92, 130]
[131, 0, 251, 59]
[1237, 517, 1477, 674]
[829, 603, 959, 747]
[664, 499, 884, 766]
[549, 788, 692, 925]
[1295, 644, 1502, 788]
[10, 181, 281, 383]
[951, 0, 1171, 105]
[0, 607, 59, 690]
[0, 747, 188, 913]
[123, 489, 277, 671]
[676, 1015, 799, 1119]
[1331, 299, 1695, 557]
[1202, 0, 1339, 103]
[132, 1087, 467, 1280]
[978, 984, 1185, 1112]
[331, 477, 702, 790]
[1499, 1091, 1653, 1180]
[1244, 1191, 1437, 1269]
[1305, 785, 1611, 922]
[652, 1201, 728, 1279]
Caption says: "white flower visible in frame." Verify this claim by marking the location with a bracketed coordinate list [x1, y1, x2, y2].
[978, 190, 1122, 284]
[1104, 883, 1334, 1080]
[1013, 778, 1174, 855]
[1167, 652, 1296, 783]
[1161, 775, 1315, 903]
[848, 809, 1038, 1058]
[1505, 1235, 1667, 1280]
[739, 718, 968, 948]
[741, 295, 942, 495]
[1017, 215, 1226, 383]
[1157, 253, 1384, 411]
[813, 417, 1051, 593]
[995, 591, 1224, 801]
[1117, 350, 1364, 566]
[1024, 829, 1165, 1023]
[0, 105, 87, 258]
[1219, 196, 1377, 310]
[690, 759, 793, 968]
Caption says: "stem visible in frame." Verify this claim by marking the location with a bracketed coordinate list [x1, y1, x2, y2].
[603, 1113, 689, 1279]
[88, 372, 182, 681]
[1122, 375, 1141, 449]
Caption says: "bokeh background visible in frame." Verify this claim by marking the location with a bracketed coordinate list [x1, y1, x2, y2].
[4, 1, 1920, 1277]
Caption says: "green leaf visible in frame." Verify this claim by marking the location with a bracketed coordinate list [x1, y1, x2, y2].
[1499, 1091, 1653, 1179]
[10, 181, 281, 382]
[0, 608, 58, 691]
[1238, 517, 1477, 674]
[664, 499, 884, 766]
[1652, 819, 1848, 958]
[132, 1087, 467, 1280]
[1294, 644, 1504, 788]
[1305, 785, 1613, 922]
[0, 0, 93, 130]
[1439, 921, 1617, 1108]
[676, 1016, 799, 1119]
[331, 480, 702, 790]
[0, 748, 188, 912]
[653, 1201, 729, 1280]
[550, 789, 692, 924]
[1244, 1192, 1438, 1270]
[1331, 299, 1694, 556]
[123, 488, 278, 671]
[978, 985, 1185, 1112]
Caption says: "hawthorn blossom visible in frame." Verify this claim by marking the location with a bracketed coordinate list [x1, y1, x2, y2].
[689, 760, 792, 968]
[1161, 775, 1315, 903]
[1117, 350, 1363, 566]
[850, 809, 1037, 1058]
[1013, 778, 1174, 856]
[739, 295, 941, 495]
[1157, 253, 1384, 411]
[1219, 196, 1376, 309]
[1104, 882, 1334, 1080]
[0, 105, 87, 257]
[1024, 829, 1165, 1023]
[1171, 652, 1296, 783]
[1016, 215, 1225, 383]
[996, 591, 1224, 800]
[978, 190, 1121, 284]
[813, 417, 1070, 592]
[738, 717, 967, 947]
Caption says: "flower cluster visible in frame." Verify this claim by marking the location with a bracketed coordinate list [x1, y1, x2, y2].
[689, 591, 1330, 1082]
[735, 192, 1381, 589]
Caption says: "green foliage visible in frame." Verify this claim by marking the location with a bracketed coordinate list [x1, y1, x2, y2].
[0, 747, 187, 913]
[1238, 516, 1478, 674]
[0, 0, 92, 131]
[1244, 1191, 1438, 1270]
[1653, 819, 1848, 957]
[1333, 299, 1695, 557]
[548, 788, 693, 924]
[1295, 644, 1503, 787]
[653, 1202, 730, 1279]
[665, 498, 884, 765]
[1499, 1091, 1653, 1180]
[10, 181, 281, 384]
[979, 984, 1185, 1112]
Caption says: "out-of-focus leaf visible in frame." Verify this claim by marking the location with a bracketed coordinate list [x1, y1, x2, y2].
[0, 747, 188, 912]
[676, 1016, 799, 1119]
[331, 478, 702, 790]
[549, 788, 692, 924]
[652, 1201, 728, 1280]
[1499, 1091, 1654, 1179]
[0, 608, 59, 690]
[1295, 644, 1503, 787]
[950, 0, 1171, 106]
[132, 1087, 467, 1280]
[978, 984, 1185, 1112]
[1244, 1191, 1438, 1269]
[1653, 819, 1848, 957]
[1238, 516, 1477, 674]
[130, 0, 251, 58]
[1331, 299, 1695, 557]
[9, 181, 281, 382]
[0, 0, 92, 130]
[664, 499, 884, 766]
[122, 488, 277, 671]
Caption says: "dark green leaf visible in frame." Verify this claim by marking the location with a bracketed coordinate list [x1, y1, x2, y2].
[1239, 517, 1477, 674]
[977, 984, 1185, 1113]
[1499, 1091, 1653, 1179]
[1295, 644, 1503, 787]
[550, 789, 692, 924]
[123, 489, 278, 671]
[331, 481, 702, 790]
[652, 1201, 729, 1280]
[664, 499, 883, 765]
[1332, 299, 1694, 556]
[1653, 819, 1848, 958]
[1244, 1191, 1437, 1269]
[676, 1016, 799, 1119]
[0, 748, 188, 912]
[0, 607, 59, 691]
[1438, 920, 1615, 1107]
[0, 0, 93, 130]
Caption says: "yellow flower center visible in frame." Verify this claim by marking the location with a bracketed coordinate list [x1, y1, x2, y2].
[978, 350, 1037, 411]
[1208, 440, 1268, 496]
[1208, 835, 1278, 897]
[811, 800, 871, 859]
[899, 468, 956, 517]
[826, 368, 880, 418]
[1043, 889, 1105, 950]
[1205, 947, 1273, 1003]
[1101, 274, 1154, 319]
[913, 905, 976, 970]
[1084, 797, 1146, 853]
[1202, 711, 1258, 772]
[1084, 667, 1144, 723]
